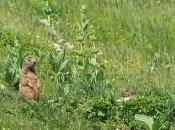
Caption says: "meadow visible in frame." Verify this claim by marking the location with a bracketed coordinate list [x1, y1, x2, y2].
[0, 0, 175, 129]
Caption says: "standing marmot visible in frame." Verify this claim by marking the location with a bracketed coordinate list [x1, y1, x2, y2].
[17, 57, 40, 101]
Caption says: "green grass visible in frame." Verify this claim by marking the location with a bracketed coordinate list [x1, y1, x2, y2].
[1, 0, 175, 129]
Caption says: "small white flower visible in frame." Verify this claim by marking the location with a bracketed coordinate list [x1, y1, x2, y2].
[39, 19, 50, 28]
[48, 99, 55, 103]
[150, 65, 155, 72]
[0, 84, 5, 90]
[53, 43, 60, 48]
[58, 39, 64, 44]
[81, 5, 86, 10]
[53, 44, 62, 51]
[36, 35, 40, 39]
[64, 86, 69, 95]
[65, 42, 74, 49]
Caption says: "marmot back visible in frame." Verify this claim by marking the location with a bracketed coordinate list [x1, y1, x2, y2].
[17, 57, 40, 101]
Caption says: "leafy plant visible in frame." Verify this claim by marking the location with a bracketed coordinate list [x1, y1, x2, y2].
[135, 114, 160, 130]
[1, 30, 40, 89]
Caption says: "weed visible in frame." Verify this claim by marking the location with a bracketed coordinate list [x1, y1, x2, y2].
[0, 0, 175, 130]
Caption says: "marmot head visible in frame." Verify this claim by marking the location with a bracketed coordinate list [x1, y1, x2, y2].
[22, 57, 37, 72]
[121, 89, 136, 97]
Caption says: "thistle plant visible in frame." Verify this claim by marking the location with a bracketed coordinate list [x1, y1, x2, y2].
[4, 39, 21, 89]
[39, 3, 73, 84]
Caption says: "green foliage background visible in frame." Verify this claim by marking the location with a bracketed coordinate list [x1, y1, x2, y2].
[0, 0, 175, 129]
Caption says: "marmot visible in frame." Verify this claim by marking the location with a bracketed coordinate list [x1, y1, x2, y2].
[17, 57, 40, 101]
[121, 89, 136, 97]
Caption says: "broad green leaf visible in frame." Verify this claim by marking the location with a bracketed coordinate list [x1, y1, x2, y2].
[135, 114, 154, 130]
[152, 116, 165, 130]
[60, 60, 69, 70]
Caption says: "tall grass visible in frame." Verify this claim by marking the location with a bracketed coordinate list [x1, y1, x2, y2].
[1, 0, 175, 129]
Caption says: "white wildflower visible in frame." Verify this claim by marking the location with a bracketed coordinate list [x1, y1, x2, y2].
[0, 84, 5, 90]
[47, 99, 55, 103]
[39, 19, 50, 28]
[53, 44, 62, 51]
[58, 39, 64, 44]
[65, 42, 74, 49]
[64, 86, 69, 95]
[81, 5, 86, 10]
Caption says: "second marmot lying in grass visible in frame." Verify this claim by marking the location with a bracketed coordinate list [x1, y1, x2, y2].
[17, 57, 40, 101]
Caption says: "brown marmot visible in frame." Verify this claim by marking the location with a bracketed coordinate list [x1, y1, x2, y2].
[121, 89, 136, 98]
[17, 57, 40, 101]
